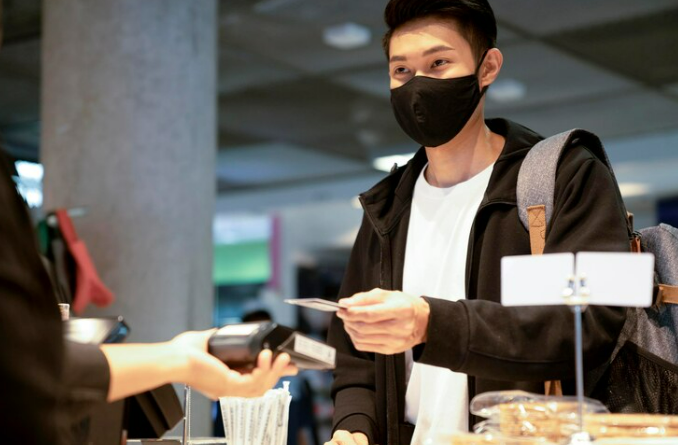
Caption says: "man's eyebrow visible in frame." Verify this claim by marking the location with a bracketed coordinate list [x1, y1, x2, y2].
[422, 45, 455, 56]
[389, 45, 456, 63]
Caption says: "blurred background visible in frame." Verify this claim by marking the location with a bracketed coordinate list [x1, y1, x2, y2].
[2, 0, 678, 442]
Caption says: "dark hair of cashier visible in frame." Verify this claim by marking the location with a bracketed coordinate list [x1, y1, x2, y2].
[382, 0, 497, 63]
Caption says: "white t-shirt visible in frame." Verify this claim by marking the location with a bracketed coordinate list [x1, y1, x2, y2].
[403, 162, 494, 445]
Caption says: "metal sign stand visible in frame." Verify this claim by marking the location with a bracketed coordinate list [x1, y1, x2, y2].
[562, 276, 594, 445]
[179, 384, 227, 445]
[182, 385, 191, 445]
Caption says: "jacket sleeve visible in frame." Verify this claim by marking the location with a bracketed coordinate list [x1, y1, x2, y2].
[328, 214, 381, 445]
[414, 146, 630, 381]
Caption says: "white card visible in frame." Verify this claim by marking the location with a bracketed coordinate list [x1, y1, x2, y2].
[501, 253, 575, 306]
[284, 298, 346, 312]
[575, 252, 654, 307]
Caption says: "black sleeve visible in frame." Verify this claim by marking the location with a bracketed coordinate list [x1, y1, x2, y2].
[60, 341, 112, 421]
[0, 149, 65, 443]
[415, 147, 629, 381]
[327, 214, 381, 445]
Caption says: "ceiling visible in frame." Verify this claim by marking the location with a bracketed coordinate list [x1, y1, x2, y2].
[2, 0, 678, 200]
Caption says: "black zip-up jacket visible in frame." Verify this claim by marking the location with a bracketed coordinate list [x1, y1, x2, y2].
[328, 119, 630, 445]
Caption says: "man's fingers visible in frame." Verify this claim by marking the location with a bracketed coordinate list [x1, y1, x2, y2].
[353, 432, 369, 445]
[325, 430, 366, 445]
[344, 323, 397, 342]
[331, 430, 359, 445]
[339, 288, 386, 307]
[352, 339, 396, 354]
[348, 332, 402, 346]
[344, 319, 402, 335]
[356, 345, 395, 354]
[339, 305, 398, 323]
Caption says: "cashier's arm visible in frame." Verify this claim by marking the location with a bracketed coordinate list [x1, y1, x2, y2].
[337, 288, 430, 355]
[100, 329, 297, 402]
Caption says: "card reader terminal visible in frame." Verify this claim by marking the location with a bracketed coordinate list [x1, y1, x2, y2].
[208, 321, 336, 370]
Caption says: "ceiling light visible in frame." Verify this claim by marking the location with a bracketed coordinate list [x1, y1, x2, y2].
[15, 160, 44, 181]
[323, 22, 371, 50]
[213, 213, 272, 245]
[487, 78, 527, 103]
[372, 153, 415, 172]
[618, 183, 651, 198]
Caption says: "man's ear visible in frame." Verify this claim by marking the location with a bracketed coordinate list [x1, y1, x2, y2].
[479, 48, 503, 89]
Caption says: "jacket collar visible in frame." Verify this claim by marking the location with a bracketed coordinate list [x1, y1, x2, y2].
[360, 118, 543, 236]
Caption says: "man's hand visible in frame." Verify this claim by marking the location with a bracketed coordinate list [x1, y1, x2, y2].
[324, 430, 369, 445]
[170, 330, 298, 399]
[336, 288, 430, 355]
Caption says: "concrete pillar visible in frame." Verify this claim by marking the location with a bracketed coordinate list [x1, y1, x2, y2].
[41, 0, 217, 436]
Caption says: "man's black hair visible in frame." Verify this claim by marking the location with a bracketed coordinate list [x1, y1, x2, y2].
[382, 0, 497, 63]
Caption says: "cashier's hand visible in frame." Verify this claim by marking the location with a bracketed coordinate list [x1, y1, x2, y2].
[170, 330, 298, 399]
[337, 288, 430, 355]
[325, 430, 369, 445]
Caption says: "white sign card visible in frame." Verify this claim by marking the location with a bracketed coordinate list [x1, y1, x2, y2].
[501, 253, 575, 307]
[575, 252, 654, 307]
[501, 252, 654, 308]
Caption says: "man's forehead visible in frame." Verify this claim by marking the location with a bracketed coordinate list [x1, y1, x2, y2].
[392, 16, 464, 39]
[389, 17, 470, 55]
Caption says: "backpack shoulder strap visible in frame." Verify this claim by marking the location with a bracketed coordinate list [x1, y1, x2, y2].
[517, 129, 627, 255]
[641, 223, 678, 305]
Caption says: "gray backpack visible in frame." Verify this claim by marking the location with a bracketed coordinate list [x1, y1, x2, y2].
[516, 128, 678, 414]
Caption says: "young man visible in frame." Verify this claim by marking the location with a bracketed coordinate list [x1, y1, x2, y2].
[326, 1, 630, 445]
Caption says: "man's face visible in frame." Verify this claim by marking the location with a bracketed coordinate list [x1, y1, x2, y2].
[388, 17, 477, 90]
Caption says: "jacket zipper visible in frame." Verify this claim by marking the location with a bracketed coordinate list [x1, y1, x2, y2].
[464, 199, 516, 432]
[359, 197, 399, 445]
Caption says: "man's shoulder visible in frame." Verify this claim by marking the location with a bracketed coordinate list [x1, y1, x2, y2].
[557, 142, 609, 172]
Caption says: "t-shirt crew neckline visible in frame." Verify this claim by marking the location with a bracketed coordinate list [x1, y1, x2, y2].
[416, 162, 496, 199]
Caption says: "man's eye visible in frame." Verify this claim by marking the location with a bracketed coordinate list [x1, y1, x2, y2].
[393, 66, 410, 75]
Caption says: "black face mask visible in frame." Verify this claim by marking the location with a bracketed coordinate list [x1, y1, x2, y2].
[390, 52, 488, 147]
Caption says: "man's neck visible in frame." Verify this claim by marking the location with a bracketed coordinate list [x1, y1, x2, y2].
[424, 111, 505, 188]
